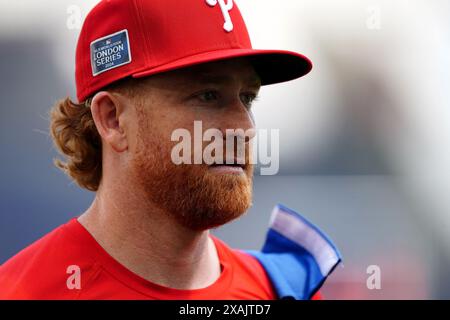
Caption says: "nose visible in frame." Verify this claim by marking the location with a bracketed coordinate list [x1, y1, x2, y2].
[217, 96, 256, 141]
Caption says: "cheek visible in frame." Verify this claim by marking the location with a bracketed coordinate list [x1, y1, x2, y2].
[148, 116, 186, 161]
[129, 108, 162, 155]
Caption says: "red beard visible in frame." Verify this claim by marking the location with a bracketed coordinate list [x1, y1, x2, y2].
[131, 122, 254, 231]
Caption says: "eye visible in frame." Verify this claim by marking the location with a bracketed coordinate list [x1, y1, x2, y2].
[240, 92, 259, 109]
[196, 90, 219, 103]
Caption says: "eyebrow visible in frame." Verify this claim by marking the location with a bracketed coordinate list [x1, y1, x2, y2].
[193, 73, 262, 88]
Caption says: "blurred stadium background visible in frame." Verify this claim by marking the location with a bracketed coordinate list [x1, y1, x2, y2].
[1, 0, 450, 299]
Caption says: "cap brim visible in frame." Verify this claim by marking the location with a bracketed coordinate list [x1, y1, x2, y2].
[132, 48, 312, 86]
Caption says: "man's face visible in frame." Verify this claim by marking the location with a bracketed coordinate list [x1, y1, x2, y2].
[126, 58, 261, 231]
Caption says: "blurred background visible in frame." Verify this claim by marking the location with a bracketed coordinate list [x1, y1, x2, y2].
[1, 0, 449, 299]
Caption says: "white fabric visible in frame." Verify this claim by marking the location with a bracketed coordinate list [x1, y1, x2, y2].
[269, 205, 340, 276]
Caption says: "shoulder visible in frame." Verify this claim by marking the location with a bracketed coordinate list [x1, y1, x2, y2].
[210, 235, 277, 299]
[0, 219, 97, 299]
[211, 235, 267, 275]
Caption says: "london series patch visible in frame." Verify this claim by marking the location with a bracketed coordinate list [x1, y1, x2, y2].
[90, 29, 132, 76]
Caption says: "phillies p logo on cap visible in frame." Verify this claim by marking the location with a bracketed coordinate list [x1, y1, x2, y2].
[206, 0, 234, 32]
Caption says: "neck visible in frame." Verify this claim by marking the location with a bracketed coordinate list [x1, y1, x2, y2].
[77, 179, 221, 290]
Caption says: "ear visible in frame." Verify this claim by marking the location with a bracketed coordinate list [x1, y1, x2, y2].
[90, 91, 128, 153]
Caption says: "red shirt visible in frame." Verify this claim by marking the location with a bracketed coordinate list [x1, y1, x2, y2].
[0, 218, 279, 299]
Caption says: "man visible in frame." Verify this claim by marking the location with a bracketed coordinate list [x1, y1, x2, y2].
[0, 0, 341, 299]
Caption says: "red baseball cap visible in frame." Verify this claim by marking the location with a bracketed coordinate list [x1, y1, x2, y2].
[75, 0, 312, 102]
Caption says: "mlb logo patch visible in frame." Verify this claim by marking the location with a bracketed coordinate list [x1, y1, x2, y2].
[90, 29, 132, 76]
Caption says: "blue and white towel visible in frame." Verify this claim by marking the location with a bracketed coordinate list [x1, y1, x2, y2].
[245, 204, 342, 300]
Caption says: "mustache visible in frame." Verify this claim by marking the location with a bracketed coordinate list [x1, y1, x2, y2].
[201, 135, 254, 167]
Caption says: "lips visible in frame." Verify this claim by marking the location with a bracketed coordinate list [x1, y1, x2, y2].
[208, 159, 247, 174]
[209, 160, 246, 169]
[208, 164, 245, 175]
[210, 162, 244, 166]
